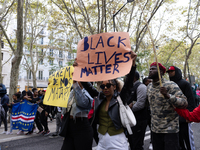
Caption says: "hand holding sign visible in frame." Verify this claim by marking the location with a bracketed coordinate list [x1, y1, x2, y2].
[73, 32, 133, 82]
[130, 51, 137, 66]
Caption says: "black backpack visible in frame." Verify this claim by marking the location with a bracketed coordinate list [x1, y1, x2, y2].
[0, 84, 7, 94]
[127, 81, 141, 105]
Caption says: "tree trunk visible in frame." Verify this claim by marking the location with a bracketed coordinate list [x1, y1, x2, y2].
[32, 71, 37, 88]
[183, 58, 187, 80]
[0, 34, 2, 83]
[9, 0, 23, 102]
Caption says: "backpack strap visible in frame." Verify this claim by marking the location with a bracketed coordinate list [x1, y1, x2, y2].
[127, 81, 142, 105]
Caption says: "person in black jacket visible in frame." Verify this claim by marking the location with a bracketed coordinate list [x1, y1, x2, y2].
[0, 83, 9, 134]
[167, 66, 196, 150]
[76, 51, 137, 150]
[38, 93, 51, 136]
[127, 72, 148, 150]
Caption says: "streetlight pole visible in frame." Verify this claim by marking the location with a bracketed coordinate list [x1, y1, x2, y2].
[185, 42, 200, 84]
[113, 0, 135, 32]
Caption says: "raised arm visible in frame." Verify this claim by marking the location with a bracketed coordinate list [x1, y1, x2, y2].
[120, 51, 137, 103]
[175, 105, 200, 122]
[81, 82, 99, 98]
[73, 82, 93, 109]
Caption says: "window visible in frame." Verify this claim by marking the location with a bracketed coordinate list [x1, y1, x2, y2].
[25, 86, 32, 91]
[17, 85, 20, 92]
[1, 53, 3, 61]
[40, 48, 43, 55]
[40, 29, 44, 34]
[27, 57, 31, 63]
[59, 60, 63, 67]
[50, 39, 53, 44]
[39, 58, 43, 64]
[41, 37, 43, 45]
[68, 52, 71, 59]
[49, 71, 54, 76]
[38, 71, 43, 80]
[59, 50, 63, 58]
[27, 70, 32, 79]
[1, 40, 4, 48]
[49, 49, 53, 56]
[49, 59, 53, 65]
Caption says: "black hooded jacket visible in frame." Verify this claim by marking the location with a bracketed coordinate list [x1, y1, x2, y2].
[169, 66, 196, 123]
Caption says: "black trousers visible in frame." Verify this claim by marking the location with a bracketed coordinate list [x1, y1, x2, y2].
[152, 132, 179, 150]
[127, 120, 148, 150]
[89, 118, 99, 144]
[40, 111, 49, 131]
[35, 111, 49, 132]
[179, 122, 193, 150]
[2, 110, 8, 131]
[35, 111, 43, 132]
[61, 118, 93, 150]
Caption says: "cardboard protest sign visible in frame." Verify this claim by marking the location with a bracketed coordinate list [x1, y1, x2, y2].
[73, 32, 132, 82]
[43, 66, 74, 108]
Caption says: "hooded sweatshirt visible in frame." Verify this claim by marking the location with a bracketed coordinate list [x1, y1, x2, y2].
[169, 66, 196, 123]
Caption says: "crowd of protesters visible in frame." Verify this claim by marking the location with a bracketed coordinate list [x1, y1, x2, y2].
[0, 86, 62, 137]
[1, 50, 200, 150]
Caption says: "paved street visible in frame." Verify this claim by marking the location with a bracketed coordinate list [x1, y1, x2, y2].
[0, 120, 200, 150]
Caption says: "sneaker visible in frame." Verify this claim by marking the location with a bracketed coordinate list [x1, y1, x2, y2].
[33, 128, 37, 133]
[43, 130, 50, 136]
[37, 130, 44, 134]
[149, 143, 153, 150]
[52, 133, 58, 136]
[1, 131, 7, 134]
[25, 132, 33, 135]
[17, 130, 24, 135]
[6, 131, 12, 135]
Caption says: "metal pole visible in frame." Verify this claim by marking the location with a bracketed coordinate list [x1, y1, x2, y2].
[113, 2, 127, 32]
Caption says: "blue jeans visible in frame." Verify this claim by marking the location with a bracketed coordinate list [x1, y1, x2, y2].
[10, 114, 12, 133]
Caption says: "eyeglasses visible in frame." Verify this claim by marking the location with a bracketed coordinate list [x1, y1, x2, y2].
[100, 83, 113, 90]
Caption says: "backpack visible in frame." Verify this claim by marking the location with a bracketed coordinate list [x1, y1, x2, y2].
[127, 82, 141, 105]
[0, 84, 7, 94]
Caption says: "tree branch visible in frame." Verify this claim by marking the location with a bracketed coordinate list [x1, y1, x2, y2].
[0, 23, 15, 52]
[0, 0, 15, 22]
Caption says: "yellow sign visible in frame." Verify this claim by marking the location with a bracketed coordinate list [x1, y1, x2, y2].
[43, 66, 74, 108]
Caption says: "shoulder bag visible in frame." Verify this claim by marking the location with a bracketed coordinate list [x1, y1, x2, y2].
[59, 107, 72, 137]
[117, 96, 136, 135]
[59, 94, 75, 137]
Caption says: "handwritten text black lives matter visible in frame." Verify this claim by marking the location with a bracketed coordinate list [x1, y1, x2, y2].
[79, 35, 131, 78]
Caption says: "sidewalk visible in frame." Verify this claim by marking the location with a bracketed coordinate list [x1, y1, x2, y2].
[0, 119, 56, 143]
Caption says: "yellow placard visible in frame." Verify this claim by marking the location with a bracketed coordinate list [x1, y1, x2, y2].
[43, 66, 74, 108]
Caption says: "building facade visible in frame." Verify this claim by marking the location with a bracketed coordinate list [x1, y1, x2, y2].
[2, 23, 77, 93]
